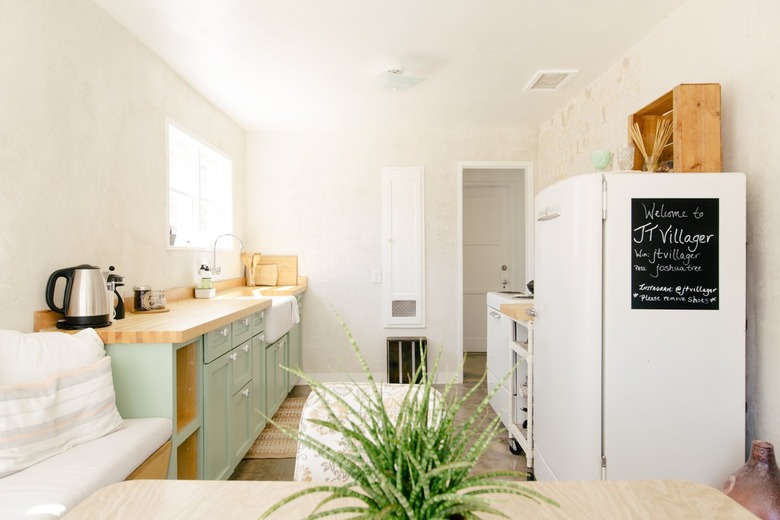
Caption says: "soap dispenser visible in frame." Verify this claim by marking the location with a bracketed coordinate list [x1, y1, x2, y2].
[196, 264, 215, 299]
[199, 264, 212, 289]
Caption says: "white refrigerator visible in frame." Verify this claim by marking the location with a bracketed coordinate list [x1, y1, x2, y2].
[533, 172, 745, 487]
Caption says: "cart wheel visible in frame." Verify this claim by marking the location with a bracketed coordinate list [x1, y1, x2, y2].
[527, 471, 536, 481]
[508, 437, 524, 456]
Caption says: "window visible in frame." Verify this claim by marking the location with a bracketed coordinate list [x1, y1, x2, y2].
[167, 123, 232, 249]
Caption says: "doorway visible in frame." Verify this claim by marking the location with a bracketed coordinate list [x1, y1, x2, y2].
[457, 162, 534, 378]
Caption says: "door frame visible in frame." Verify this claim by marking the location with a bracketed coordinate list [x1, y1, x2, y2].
[456, 161, 534, 381]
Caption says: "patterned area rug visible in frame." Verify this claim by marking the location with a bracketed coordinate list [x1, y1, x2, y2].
[244, 397, 307, 459]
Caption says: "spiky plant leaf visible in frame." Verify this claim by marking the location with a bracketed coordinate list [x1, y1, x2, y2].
[259, 312, 558, 519]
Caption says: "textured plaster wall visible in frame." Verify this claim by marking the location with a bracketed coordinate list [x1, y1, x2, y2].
[536, 0, 780, 446]
[246, 129, 537, 381]
[0, 0, 246, 330]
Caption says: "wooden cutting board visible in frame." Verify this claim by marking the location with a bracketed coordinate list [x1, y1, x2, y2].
[256, 264, 278, 286]
[254, 256, 297, 286]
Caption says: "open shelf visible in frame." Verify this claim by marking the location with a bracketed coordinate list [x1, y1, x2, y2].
[629, 83, 722, 172]
[177, 431, 199, 480]
[176, 341, 198, 433]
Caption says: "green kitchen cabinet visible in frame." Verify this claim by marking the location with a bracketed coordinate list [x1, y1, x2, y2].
[231, 381, 253, 462]
[202, 349, 232, 480]
[287, 295, 303, 391]
[265, 335, 288, 417]
[202, 318, 255, 480]
[251, 333, 267, 437]
[107, 339, 203, 480]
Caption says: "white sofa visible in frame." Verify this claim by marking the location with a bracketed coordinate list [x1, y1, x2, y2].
[0, 328, 172, 519]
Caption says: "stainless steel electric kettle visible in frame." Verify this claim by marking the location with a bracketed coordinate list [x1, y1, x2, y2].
[45, 264, 112, 329]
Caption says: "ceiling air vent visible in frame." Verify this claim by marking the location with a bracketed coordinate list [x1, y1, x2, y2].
[524, 70, 579, 92]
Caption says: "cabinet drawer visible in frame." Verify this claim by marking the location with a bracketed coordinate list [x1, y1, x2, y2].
[204, 325, 232, 364]
[233, 316, 253, 346]
[251, 309, 265, 335]
[230, 341, 252, 394]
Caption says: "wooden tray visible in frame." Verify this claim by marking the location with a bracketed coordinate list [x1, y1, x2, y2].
[129, 308, 171, 314]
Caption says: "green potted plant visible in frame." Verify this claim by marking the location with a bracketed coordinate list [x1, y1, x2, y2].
[260, 317, 556, 519]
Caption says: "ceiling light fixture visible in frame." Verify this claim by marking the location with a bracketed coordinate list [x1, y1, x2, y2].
[378, 66, 426, 93]
[523, 69, 579, 92]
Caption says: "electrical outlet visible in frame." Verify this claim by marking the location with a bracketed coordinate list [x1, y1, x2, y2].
[371, 269, 382, 284]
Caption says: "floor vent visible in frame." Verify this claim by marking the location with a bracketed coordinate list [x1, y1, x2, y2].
[387, 337, 427, 384]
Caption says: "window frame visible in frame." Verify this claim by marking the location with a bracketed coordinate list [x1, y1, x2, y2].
[165, 121, 234, 251]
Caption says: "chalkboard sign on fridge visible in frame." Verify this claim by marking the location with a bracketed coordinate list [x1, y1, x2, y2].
[631, 198, 719, 310]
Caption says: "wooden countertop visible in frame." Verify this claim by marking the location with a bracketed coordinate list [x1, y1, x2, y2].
[94, 297, 272, 344]
[35, 283, 307, 345]
[64, 479, 757, 519]
[500, 302, 535, 322]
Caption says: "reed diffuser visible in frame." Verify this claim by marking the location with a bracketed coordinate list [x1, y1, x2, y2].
[629, 118, 673, 172]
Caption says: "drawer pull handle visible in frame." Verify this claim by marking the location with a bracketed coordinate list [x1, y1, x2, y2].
[260, 312, 264, 319]
[259, 334, 265, 342]
[219, 328, 229, 337]
[242, 388, 250, 397]
[242, 344, 250, 352]
[229, 352, 238, 361]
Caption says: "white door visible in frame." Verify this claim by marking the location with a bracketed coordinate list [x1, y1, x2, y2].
[463, 185, 511, 352]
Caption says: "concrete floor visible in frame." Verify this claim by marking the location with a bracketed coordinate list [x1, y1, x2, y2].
[229, 352, 529, 481]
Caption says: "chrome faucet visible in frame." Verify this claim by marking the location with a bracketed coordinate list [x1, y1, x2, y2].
[212, 233, 243, 275]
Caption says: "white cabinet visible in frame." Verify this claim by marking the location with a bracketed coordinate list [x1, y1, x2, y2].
[507, 313, 534, 471]
[486, 296, 535, 475]
[486, 307, 513, 428]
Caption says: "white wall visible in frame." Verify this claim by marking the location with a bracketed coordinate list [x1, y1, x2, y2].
[246, 129, 537, 381]
[0, 0, 246, 331]
[536, 0, 780, 446]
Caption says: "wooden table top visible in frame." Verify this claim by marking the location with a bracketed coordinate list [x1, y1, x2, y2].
[63, 479, 756, 519]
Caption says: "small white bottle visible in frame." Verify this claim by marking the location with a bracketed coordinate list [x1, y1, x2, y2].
[199, 264, 212, 289]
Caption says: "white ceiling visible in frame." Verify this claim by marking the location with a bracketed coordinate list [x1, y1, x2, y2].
[92, 0, 686, 131]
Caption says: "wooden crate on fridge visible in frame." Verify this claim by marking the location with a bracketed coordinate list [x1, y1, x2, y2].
[629, 83, 722, 172]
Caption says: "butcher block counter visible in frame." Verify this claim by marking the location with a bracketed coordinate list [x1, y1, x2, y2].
[500, 302, 535, 322]
[34, 282, 306, 345]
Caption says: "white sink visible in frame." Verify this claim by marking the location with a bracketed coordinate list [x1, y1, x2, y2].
[263, 296, 300, 344]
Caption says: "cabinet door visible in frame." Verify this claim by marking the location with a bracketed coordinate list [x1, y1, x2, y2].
[231, 341, 252, 395]
[265, 341, 279, 416]
[231, 382, 253, 463]
[288, 322, 301, 391]
[203, 353, 231, 480]
[252, 334, 267, 437]
[276, 336, 289, 408]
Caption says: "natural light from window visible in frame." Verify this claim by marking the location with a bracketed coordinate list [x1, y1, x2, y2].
[167, 123, 232, 249]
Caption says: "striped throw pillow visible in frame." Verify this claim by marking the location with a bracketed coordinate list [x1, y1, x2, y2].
[0, 356, 125, 477]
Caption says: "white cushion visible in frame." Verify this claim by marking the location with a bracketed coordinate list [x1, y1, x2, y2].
[0, 328, 104, 385]
[0, 356, 125, 478]
[0, 417, 172, 520]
